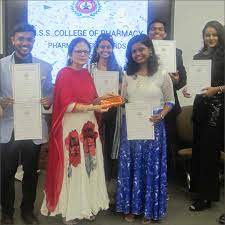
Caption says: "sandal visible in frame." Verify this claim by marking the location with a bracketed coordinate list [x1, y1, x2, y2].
[124, 214, 135, 222]
[189, 199, 211, 211]
[219, 213, 225, 224]
[89, 215, 96, 221]
[141, 218, 151, 224]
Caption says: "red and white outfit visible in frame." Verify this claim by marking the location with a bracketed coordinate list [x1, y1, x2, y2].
[41, 67, 109, 221]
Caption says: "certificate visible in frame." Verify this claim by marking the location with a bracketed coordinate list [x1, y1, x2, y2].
[187, 60, 211, 95]
[125, 103, 154, 140]
[12, 64, 42, 140]
[153, 40, 177, 73]
[93, 70, 119, 96]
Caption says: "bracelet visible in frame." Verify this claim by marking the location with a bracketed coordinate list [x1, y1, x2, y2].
[71, 103, 78, 112]
[218, 86, 223, 94]
[160, 113, 164, 119]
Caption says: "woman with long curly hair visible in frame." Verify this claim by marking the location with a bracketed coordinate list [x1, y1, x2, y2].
[116, 34, 174, 224]
[189, 21, 224, 211]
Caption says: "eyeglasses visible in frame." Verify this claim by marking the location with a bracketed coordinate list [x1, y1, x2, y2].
[73, 50, 90, 55]
[16, 37, 35, 43]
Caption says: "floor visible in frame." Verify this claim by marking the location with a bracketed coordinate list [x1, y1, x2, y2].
[9, 170, 225, 225]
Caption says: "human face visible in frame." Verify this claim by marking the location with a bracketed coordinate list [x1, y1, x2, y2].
[204, 27, 218, 49]
[97, 40, 113, 59]
[148, 22, 167, 40]
[11, 32, 35, 58]
[131, 42, 151, 64]
[71, 42, 90, 67]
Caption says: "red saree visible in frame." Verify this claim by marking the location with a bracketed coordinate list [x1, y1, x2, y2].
[44, 67, 98, 212]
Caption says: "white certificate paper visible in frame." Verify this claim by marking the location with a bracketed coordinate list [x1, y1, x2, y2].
[187, 60, 211, 95]
[12, 63, 42, 140]
[153, 40, 177, 73]
[125, 103, 154, 140]
[93, 70, 119, 96]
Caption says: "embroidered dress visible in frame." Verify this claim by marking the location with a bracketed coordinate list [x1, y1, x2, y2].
[41, 67, 109, 221]
[116, 71, 174, 220]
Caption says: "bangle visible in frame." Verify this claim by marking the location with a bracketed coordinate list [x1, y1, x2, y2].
[71, 103, 78, 112]
[160, 113, 164, 119]
[218, 86, 223, 94]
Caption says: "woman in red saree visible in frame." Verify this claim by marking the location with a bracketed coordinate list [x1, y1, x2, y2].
[41, 38, 109, 224]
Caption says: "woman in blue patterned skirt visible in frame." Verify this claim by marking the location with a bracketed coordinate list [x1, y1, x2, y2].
[116, 34, 174, 224]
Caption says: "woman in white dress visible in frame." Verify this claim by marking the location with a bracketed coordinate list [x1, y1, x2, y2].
[41, 37, 109, 224]
[116, 34, 174, 223]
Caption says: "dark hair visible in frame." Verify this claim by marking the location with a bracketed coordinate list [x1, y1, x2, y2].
[201, 20, 224, 58]
[125, 34, 158, 76]
[90, 33, 120, 71]
[11, 23, 36, 37]
[147, 19, 167, 34]
[67, 37, 91, 66]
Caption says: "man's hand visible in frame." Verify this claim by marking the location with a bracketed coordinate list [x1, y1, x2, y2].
[182, 87, 191, 98]
[169, 72, 179, 85]
[40, 96, 53, 109]
[0, 97, 14, 108]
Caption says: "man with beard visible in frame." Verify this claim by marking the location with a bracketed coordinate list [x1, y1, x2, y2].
[0, 23, 53, 225]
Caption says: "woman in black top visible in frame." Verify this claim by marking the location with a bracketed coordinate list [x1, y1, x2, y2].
[189, 21, 224, 211]
[90, 34, 123, 204]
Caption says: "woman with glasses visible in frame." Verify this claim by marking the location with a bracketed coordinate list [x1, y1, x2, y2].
[90, 34, 123, 205]
[41, 37, 109, 225]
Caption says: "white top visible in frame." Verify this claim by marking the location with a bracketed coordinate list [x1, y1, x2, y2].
[123, 69, 174, 108]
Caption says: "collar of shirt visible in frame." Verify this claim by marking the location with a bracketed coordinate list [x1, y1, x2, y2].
[13, 52, 32, 64]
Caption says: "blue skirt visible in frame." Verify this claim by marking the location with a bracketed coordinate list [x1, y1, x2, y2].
[116, 112, 167, 220]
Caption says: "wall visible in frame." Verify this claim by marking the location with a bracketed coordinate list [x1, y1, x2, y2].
[173, 0, 224, 106]
[0, 0, 4, 57]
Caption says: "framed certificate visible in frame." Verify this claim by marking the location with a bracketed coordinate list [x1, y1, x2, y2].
[12, 63, 42, 140]
[93, 70, 119, 97]
[153, 40, 177, 73]
[125, 103, 154, 140]
[187, 60, 211, 95]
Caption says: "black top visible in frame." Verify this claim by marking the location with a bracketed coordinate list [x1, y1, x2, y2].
[172, 48, 187, 115]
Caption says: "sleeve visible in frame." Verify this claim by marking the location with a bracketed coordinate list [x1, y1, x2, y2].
[121, 73, 128, 99]
[175, 48, 187, 90]
[42, 64, 54, 97]
[162, 72, 175, 104]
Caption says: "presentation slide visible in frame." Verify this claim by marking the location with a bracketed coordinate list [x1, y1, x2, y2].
[28, 0, 148, 81]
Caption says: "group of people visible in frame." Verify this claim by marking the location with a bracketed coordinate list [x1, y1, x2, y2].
[0, 19, 224, 225]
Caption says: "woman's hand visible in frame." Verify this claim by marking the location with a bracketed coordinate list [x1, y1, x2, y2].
[201, 86, 218, 97]
[93, 104, 109, 113]
[149, 114, 164, 123]
[182, 87, 191, 98]
[100, 93, 117, 100]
